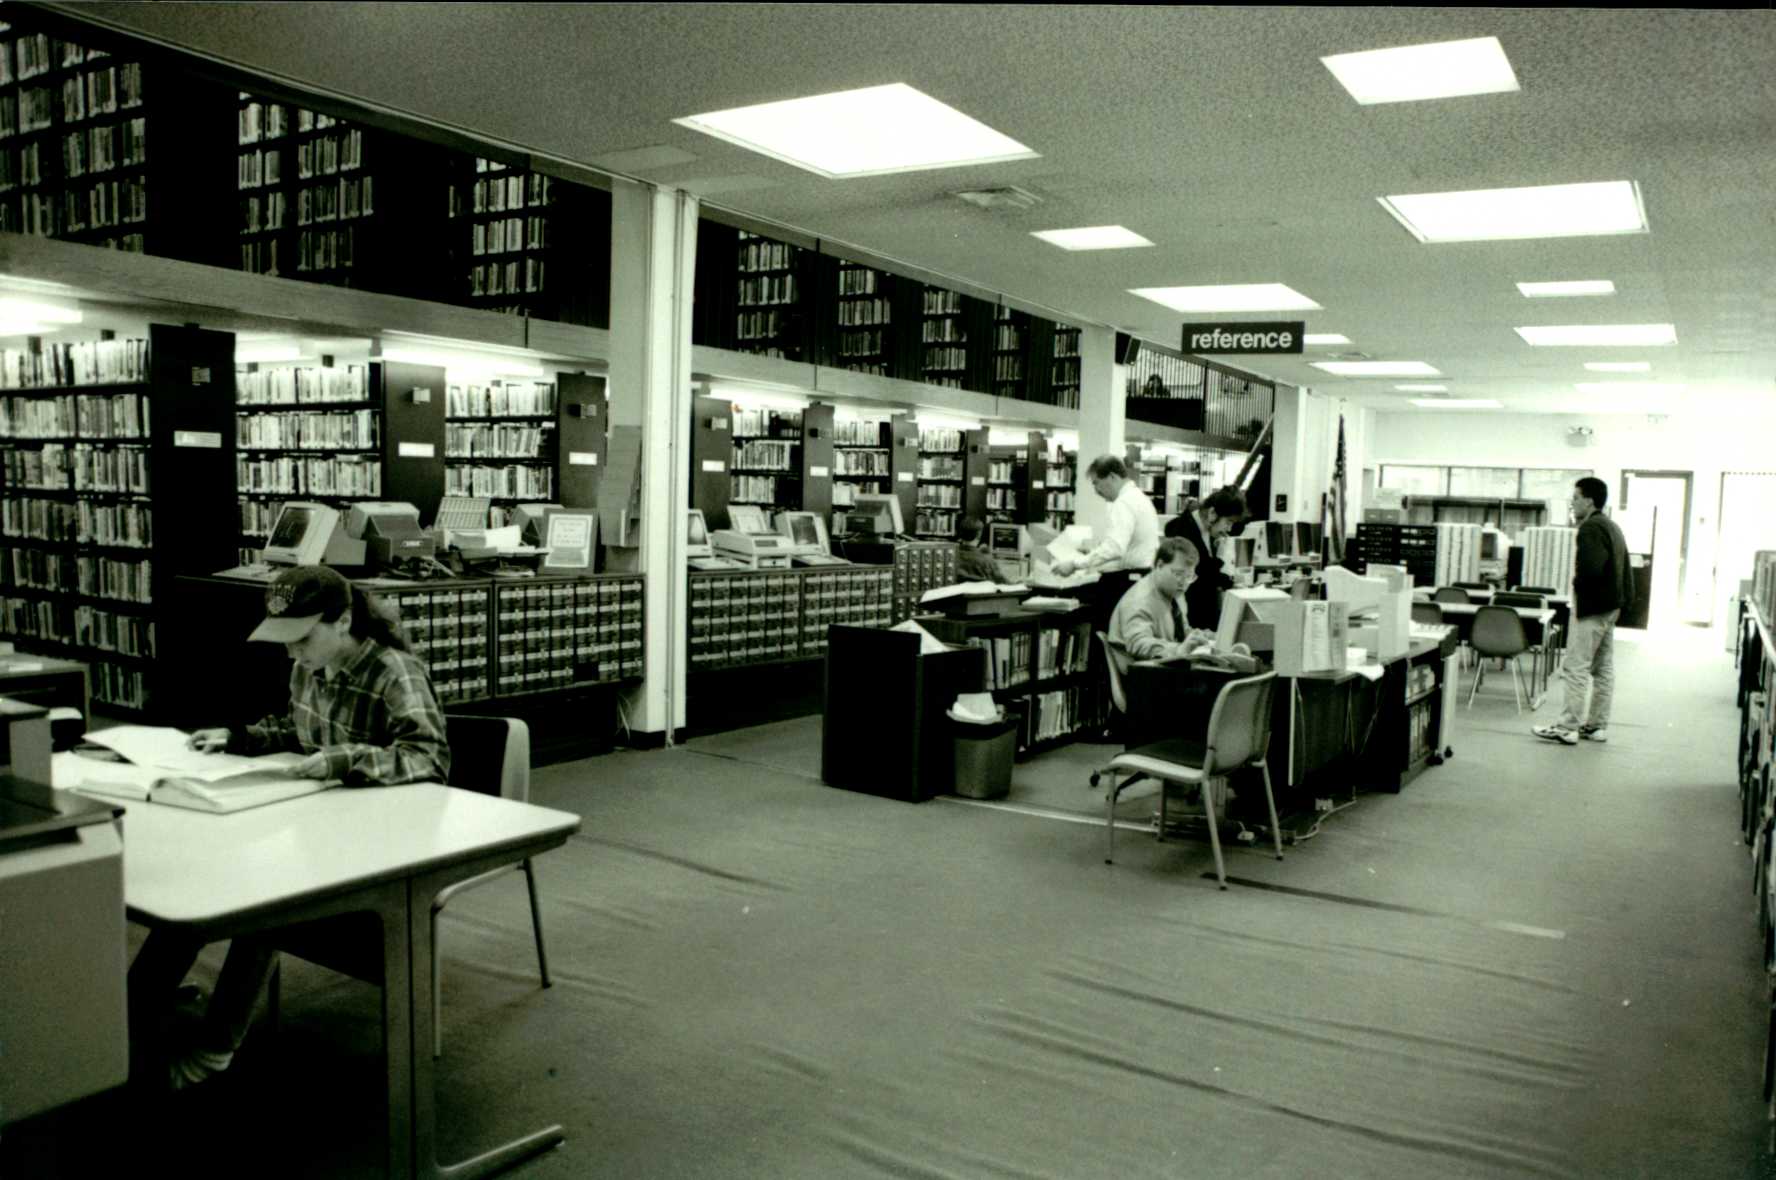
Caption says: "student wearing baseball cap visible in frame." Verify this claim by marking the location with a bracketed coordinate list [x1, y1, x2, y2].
[136, 564, 450, 1092]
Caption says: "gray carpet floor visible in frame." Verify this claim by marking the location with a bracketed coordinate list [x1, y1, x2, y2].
[9, 626, 1772, 1178]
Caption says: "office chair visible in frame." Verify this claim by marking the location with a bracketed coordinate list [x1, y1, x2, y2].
[1433, 587, 1472, 605]
[1468, 605, 1530, 711]
[268, 716, 551, 1059]
[1453, 581, 1492, 593]
[1089, 632, 1147, 796]
[1491, 592, 1558, 702]
[1411, 602, 1444, 627]
[1512, 585, 1559, 597]
[1101, 670, 1282, 889]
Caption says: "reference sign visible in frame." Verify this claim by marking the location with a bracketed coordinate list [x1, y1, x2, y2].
[1181, 321, 1304, 355]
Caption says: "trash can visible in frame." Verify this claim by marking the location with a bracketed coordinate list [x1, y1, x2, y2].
[951, 717, 1017, 799]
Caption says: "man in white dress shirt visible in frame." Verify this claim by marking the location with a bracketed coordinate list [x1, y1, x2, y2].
[1050, 455, 1161, 578]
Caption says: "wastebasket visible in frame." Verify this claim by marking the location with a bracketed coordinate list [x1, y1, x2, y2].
[951, 717, 1017, 799]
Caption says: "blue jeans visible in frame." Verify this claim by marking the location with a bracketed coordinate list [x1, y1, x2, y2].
[1560, 609, 1619, 729]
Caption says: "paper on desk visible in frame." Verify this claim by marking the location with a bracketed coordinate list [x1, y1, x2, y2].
[1027, 569, 1100, 591]
[1042, 525, 1094, 567]
[81, 724, 305, 781]
[1344, 648, 1384, 682]
[919, 581, 1028, 604]
[888, 619, 950, 655]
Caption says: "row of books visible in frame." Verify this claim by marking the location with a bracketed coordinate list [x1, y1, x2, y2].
[994, 324, 1023, 351]
[56, 175, 146, 232]
[93, 661, 147, 710]
[738, 273, 797, 307]
[837, 266, 880, 296]
[837, 328, 885, 357]
[986, 488, 1016, 511]
[444, 463, 553, 499]
[0, 595, 72, 650]
[294, 128, 363, 179]
[445, 381, 556, 418]
[75, 602, 154, 657]
[470, 214, 545, 255]
[994, 355, 1024, 380]
[5, 34, 64, 83]
[58, 118, 146, 177]
[239, 237, 278, 274]
[0, 391, 150, 436]
[239, 192, 286, 234]
[295, 224, 354, 272]
[917, 484, 961, 508]
[237, 99, 290, 145]
[236, 455, 382, 496]
[736, 308, 789, 341]
[74, 500, 152, 549]
[1053, 329, 1081, 358]
[914, 511, 958, 536]
[463, 171, 551, 215]
[731, 439, 796, 471]
[729, 474, 790, 504]
[238, 409, 379, 450]
[2, 444, 149, 494]
[833, 419, 888, 447]
[54, 64, 141, 122]
[919, 428, 963, 453]
[969, 631, 1038, 691]
[836, 298, 891, 326]
[295, 174, 372, 225]
[834, 450, 889, 476]
[1752, 552, 1776, 630]
[737, 236, 796, 273]
[1017, 685, 1100, 752]
[237, 147, 282, 190]
[469, 257, 544, 297]
[987, 459, 1017, 482]
[730, 407, 800, 438]
[923, 289, 962, 315]
[237, 364, 369, 405]
[921, 319, 965, 344]
[1035, 622, 1093, 681]
[1047, 490, 1075, 512]
[77, 552, 153, 602]
[924, 347, 967, 372]
[4, 546, 71, 591]
[445, 422, 552, 460]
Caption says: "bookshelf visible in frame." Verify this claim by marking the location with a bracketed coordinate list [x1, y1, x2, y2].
[733, 230, 808, 361]
[235, 92, 450, 298]
[919, 286, 968, 390]
[235, 359, 446, 555]
[984, 432, 1048, 525]
[830, 261, 895, 378]
[0, 324, 237, 713]
[923, 608, 1103, 757]
[1044, 445, 1075, 531]
[914, 426, 965, 538]
[443, 378, 558, 507]
[445, 156, 612, 327]
[728, 404, 802, 514]
[0, 25, 234, 264]
[1049, 326, 1081, 410]
[689, 394, 836, 528]
[831, 416, 892, 518]
[991, 306, 1030, 401]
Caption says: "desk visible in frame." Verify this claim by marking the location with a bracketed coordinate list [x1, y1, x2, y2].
[121, 785, 580, 1179]
[0, 653, 89, 724]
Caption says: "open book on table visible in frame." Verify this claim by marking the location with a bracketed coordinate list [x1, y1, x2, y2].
[68, 725, 340, 814]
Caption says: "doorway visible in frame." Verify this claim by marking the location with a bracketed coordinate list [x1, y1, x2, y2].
[1715, 472, 1776, 632]
[1619, 470, 1692, 630]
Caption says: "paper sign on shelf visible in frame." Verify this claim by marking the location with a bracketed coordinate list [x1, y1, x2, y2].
[397, 442, 435, 459]
[810, 465, 830, 478]
[173, 431, 222, 449]
[970, 476, 985, 486]
[568, 452, 598, 466]
[701, 460, 725, 473]
[897, 472, 914, 483]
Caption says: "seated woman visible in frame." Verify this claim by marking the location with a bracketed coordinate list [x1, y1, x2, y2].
[131, 564, 449, 1090]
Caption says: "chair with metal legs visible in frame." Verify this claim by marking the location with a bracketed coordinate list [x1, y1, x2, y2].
[1101, 670, 1282, 889]
[1468, 605, 1531, 711]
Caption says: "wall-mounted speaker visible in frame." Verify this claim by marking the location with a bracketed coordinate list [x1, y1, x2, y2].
[1115, 331, 1141, 366]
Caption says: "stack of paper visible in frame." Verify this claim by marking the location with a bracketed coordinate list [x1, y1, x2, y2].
[65, 725, 340, 814]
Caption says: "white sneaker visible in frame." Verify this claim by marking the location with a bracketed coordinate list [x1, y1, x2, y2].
[1533, 723, 1579, 746]
[1580, 725, 1608, 743]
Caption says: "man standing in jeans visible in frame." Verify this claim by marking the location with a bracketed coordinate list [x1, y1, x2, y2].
[1535, 476, 1636, 746]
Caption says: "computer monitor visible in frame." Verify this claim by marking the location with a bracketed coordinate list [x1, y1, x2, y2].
[260, 501, 339, 567]
[778, 510, 829, 554]
[1295, 521, 1323, 558]
[1324, 565, 1387, 619]
[1265, 521, 1291, 559]
[1230, 536, 1257, 568]
[987, 523, 1028, 558]
[727, 504, 770, 534]
[1480, 527, 1509, 563]
[344, 501, 422, 540]
[850, 492, 905, 537]
[687, 509, 712, 558]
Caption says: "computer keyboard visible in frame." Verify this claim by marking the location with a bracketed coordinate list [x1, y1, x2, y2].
[212, 563, 279, 582]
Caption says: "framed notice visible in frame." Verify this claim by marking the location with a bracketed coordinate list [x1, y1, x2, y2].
[542, 511, 597, 571]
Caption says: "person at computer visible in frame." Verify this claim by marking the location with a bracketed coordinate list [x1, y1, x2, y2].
[1048, 455, 1160, 578]
[1106, 537, 1218, 675]
[1163, 485, 1246, 628]
[130, 564, 451, 1091]
[953, 516, 1003, 583]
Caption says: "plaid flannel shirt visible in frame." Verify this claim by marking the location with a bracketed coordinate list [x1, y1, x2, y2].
[236, 639, 450, 786]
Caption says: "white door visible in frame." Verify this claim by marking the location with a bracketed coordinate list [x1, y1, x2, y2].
[1621, 473, 1689, 631]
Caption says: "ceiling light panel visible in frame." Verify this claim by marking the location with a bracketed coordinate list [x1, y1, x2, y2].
[1310, 361, 1442, 377]
[1128, 284, 1321, 313]
[1584, 362, 1652, 372]
[673, 83, 1038, 178]
[1394, 384, 1447, 392]
[1515, 323, 1676, 347]
[1517, 280, 1617, 298]
[1410, 398, 1502, 409]
[1321, 36, 1519, 105]
[1574, 382, 1687, 394]
[1030, 226, 1153, 251]
[1380, 181, 1648, 243]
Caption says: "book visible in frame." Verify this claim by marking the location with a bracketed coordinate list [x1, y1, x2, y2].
[67, 725, 340, 814]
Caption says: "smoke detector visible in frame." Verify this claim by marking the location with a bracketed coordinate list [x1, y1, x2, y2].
[1566, 425, 1596, 447]
[952, 186, 1043, 212]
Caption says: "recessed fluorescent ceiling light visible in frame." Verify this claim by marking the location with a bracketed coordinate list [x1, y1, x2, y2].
[1411, 398, 1501, 409]
[673, 83, 1037, 178]
[1574, 382, 1686, 394]
[1380, 181, 1647, 243]
[1310, 361, 1442, 377]
[1304, 333, 1350, 346]
[1515, 323, 1676, 347]
[1395, 384, 1447, 392]
[1517, 280, 1616, 298]
[1321, 36, 1518, 105]
[1584, 361, 1652, 372]
[1128, 284, 1321, 313]
[1030, 226, 1153, 251]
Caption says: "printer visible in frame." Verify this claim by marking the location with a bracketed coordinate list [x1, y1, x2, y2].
[711, 505, 794, 570]
[345, 502, 436, 569]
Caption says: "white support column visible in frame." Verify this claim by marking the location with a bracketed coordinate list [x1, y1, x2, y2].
[1074, 325, 1122, 538]
[607, 178, 697, 740]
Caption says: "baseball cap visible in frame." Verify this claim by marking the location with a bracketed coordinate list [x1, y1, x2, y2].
[248, 565, 351, 644]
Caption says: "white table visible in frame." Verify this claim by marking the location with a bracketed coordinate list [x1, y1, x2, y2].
[120, 785, 580, 1180]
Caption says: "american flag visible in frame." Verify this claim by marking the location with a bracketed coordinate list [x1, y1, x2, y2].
[1329, 414, 1348, 560]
